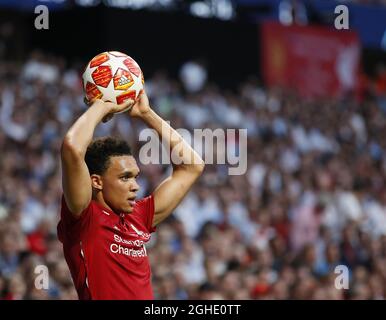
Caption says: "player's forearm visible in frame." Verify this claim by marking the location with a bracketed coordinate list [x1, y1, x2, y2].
[63, 101, 109, 157]
[141, 109, 205, 172]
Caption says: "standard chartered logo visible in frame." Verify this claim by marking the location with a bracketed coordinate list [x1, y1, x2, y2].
[114, 234, 145, 246]
[110, 234, 148, 257]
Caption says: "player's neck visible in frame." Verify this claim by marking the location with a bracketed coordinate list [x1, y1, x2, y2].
[93, 193, 114, 213]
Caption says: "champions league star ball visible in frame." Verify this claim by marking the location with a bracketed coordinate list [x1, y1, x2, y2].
[82, 51, 144, 112]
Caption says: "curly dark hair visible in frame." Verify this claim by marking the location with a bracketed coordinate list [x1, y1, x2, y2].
[85, 136, 132, 175]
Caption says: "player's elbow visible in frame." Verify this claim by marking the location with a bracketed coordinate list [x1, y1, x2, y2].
[189, 159, 205, 175]
[196, 160, 205, 174]
[61, 135, 84, 159]
[173, 158, 205, 176]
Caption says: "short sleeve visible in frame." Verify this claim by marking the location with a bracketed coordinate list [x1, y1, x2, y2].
[147, 194, 156, 233]
[58, 195, 93, 243]
[135, 194, 156, 233]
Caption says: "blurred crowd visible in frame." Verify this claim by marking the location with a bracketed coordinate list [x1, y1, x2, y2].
[1, 50, 386, 300]
[342, 0, 386, 5]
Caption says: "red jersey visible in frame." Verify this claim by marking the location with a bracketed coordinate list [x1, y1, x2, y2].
[57, 194, 156, 300]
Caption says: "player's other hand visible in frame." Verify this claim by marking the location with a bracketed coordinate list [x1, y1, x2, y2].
[127, 90, 151, 118]
[85, 98, 134, 123]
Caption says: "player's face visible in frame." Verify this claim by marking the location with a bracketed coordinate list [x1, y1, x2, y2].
[101, 155, 140, 213]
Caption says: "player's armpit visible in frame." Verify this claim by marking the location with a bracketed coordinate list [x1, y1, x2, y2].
[61, 138, 92, 218]
[152, 166, 204, 227]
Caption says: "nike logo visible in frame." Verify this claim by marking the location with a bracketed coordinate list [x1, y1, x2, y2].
[130, 224, 150, 239]
[130, 224, 143, 236]
[102, 210, 110, 216]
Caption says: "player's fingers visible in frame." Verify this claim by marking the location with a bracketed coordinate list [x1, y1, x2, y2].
[122, 99, 134, 109]
[137, 89, 146, 100]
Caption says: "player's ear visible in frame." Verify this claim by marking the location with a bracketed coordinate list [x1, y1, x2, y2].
[91, 174, 103, 191]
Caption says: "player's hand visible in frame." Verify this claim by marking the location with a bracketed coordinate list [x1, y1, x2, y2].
[102, 99, 134, 123]
[127, 90, 151, 118]
[104, 99, 134, 114]
[86, 98, 134, 123]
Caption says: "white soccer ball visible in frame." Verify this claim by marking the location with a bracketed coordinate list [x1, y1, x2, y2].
[82, 51, 144, 112]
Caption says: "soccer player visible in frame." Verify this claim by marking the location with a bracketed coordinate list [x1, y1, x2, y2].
[57, 92, 205, 299]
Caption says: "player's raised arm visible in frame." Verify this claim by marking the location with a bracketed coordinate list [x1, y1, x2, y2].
[128, 92, 205, 227]
[61, 99, 132, 217]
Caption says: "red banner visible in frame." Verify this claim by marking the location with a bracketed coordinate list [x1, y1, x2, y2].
[261, 21, 361, 99]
